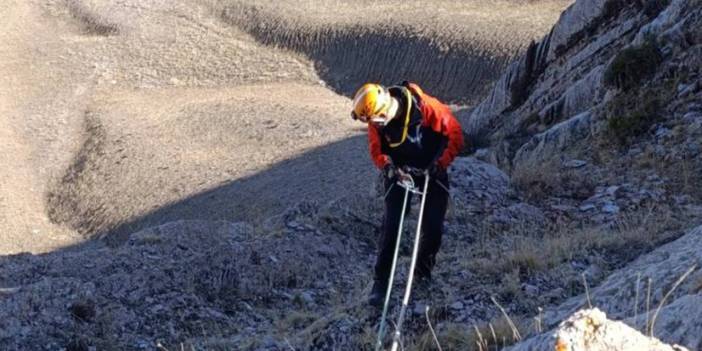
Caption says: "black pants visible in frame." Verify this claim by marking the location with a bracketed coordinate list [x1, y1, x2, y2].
[374, 172, 449, 283]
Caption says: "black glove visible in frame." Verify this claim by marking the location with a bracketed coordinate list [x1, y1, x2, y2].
[383, 163, 397, 179]
[428, 162, 447, 178]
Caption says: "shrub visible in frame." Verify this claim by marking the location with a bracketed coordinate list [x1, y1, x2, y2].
[602, 0, 628, 21]
[640, 0, 671, 18]
[606, 91, 663, 144]
[604, 39, 663, 91]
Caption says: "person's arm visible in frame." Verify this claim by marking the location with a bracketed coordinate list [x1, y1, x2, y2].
[419, 96, 464, 169]
[368, 124, 391, 169]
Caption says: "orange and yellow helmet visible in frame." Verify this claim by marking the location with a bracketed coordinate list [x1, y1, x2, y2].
[351, 83, 392, 123]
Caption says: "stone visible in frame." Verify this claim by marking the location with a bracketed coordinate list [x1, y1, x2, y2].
[655, 126, 671, 139]
[513, 112, 593, 168]
[685, 142, 700, 157]
[539, 225, 702, 346]
[262, 335, 277, 348]
[450, 301, 464, 310]
[564, 159, 587, 168]
[450, 157, 511, 208]
[579, 204, 596, 212]
[551, 204, 576, 212]
[507, 308, 692, 350]
[601, 203, 620, 214]
[301, 291, 315, 305]
[523, 284, 539, 297]
[413, 303, 428, 316]
[605, 186, 622, 198]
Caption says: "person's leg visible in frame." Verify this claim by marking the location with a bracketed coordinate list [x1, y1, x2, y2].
[370, 179, 412, 306]
[416, 173, 449, 279]
[374, 180, 412, 283]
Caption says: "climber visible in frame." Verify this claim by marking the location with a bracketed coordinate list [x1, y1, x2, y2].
[350, 81, 464, 307]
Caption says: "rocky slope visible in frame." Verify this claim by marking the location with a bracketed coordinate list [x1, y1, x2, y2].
[470, 0, 702, 349]
[1, 0, 701, 350]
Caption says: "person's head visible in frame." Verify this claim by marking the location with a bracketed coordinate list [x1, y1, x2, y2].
[350, 83, 398, 126]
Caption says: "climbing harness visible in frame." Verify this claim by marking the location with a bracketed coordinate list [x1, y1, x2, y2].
[375, 168, 431, 351]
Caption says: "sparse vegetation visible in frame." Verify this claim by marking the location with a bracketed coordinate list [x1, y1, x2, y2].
[412, 317, 527, 351]
[511, 156, 596, 202]
[607, 94, 662, 144]
[606, 91, 663, 144]
[640, 0, 671, 18]
[464, 203, 684, 289]
[511, 157, 562, 202]
[604, 39, 663, 91]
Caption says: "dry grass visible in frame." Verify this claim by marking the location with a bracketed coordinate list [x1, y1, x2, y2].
[690, 274, 702, 294]
[464, 203, 683, 284]
[510, 157, 562, 202]
[411, 317, 527, 351]
[277, 310, 319, 329]
[511, 156, 596, 202]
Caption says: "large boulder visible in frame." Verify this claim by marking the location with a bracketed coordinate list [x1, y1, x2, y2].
[449, 157, 512, 209]
[507, 308, 690, 351]
[513, 111, 593, 168]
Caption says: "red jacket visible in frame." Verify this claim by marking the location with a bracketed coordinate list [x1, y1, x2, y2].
[368, 83, 464, 170]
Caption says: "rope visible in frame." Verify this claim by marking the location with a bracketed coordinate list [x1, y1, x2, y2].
[374, 171, 432, 350]
[383, 183, 396, 201]
[375, 185, 410, 351]
[390, 173, 431, 351]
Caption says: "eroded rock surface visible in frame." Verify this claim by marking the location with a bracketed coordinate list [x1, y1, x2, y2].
[507, 308, 689, 351]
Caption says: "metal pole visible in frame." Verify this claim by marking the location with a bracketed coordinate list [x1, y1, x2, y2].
[390, 173, 431, 351]
[375, 185, 411, 351]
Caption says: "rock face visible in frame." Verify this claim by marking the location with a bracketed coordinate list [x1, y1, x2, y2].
[508, 308, 689, 351]
[464, 0, 608, 136]
[513, 111, 593, 168]
[464, 0, 702, 175]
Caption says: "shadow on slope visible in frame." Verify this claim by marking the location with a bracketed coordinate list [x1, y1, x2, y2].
[59, 133, 372, 245]
[219, 3, 530, 105]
